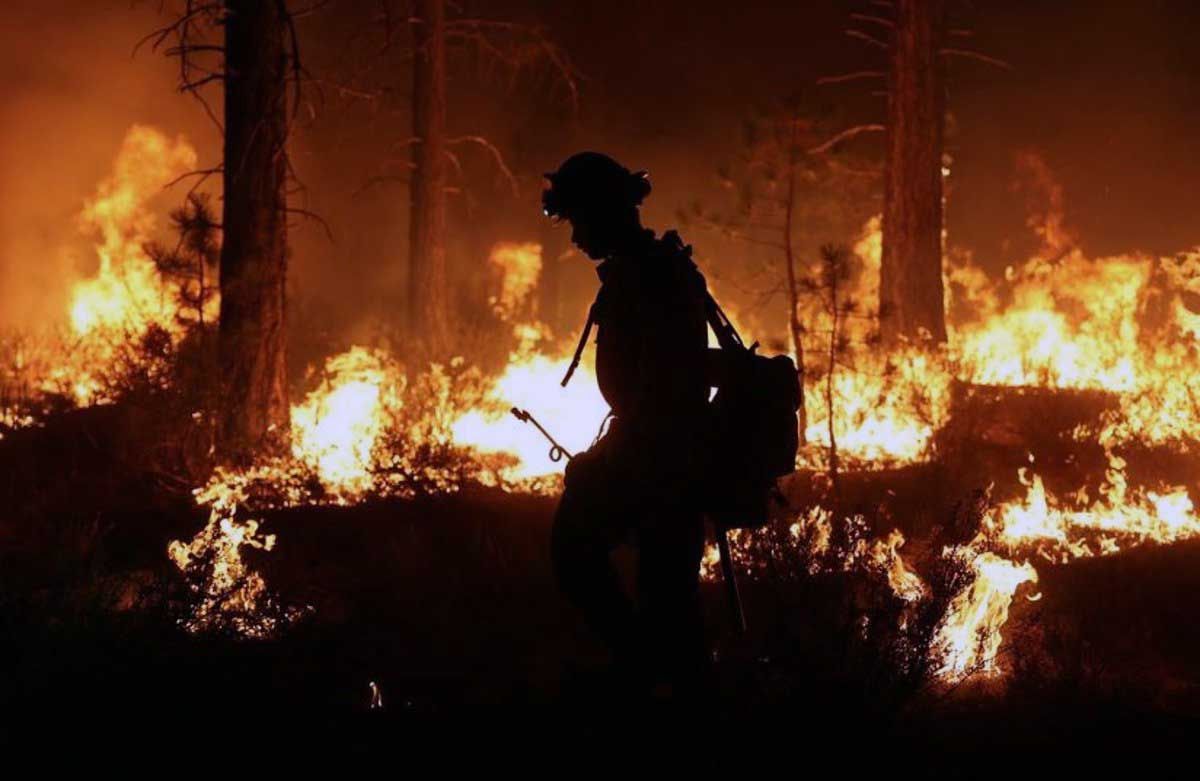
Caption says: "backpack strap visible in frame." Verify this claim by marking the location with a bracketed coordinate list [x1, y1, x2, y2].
[562, 260, 742, 387]
[561, 297, 599, 387]
[705, 292, 745, 351]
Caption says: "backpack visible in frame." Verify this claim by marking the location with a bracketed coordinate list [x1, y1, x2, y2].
[701, 294, 801, 529]
[560, 246, 800, 531]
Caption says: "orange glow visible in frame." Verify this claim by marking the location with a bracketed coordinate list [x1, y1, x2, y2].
[17, 133, 1200, 662]
[933, 551, 1039, 682]
[62, 125, 207, 404]
[291, 346, 403, 499]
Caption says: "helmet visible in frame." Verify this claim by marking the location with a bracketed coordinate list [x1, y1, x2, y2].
[542, 151, 651, 219]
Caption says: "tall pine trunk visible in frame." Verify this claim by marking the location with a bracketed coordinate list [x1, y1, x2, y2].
[218, 0, 290, 460]
[409, 0, 450, 355]
[880, 0, 947, 345]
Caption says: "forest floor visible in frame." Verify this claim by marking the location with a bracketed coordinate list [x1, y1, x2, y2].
[3, 391, 1200, 762]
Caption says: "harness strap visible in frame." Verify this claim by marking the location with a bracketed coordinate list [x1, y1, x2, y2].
[704, 292, 745, 351]
[562, 290, 745, 389]
[560, 298, 598, 387]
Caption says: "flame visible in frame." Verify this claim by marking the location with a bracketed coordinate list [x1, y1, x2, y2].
[0, 125, 210, 408]
[449, 343, 608, 480]
[933, 551, 1039, 682]
[707, 506, 924, 605]
[952, 249, 1148, 391]
[449, 242, 608, 479]
[721, 172, 1200, 683]
[23, 134, 1200, 671]
[801, 345, 952, 469]
[867, 529, 926, 603]
[62, 125, 206, 403]
[922, 166, 1200, 681]
[488, 241, 543, 320]
[988, 452, 1200, 561]
[932, 448, 1200, 682]
[70, 125, 199, 336]
[291, 347, 403, 499]
[792, 196, 1200, 471]
[796, 217, 953, 469]
[167, 505, 281, 638]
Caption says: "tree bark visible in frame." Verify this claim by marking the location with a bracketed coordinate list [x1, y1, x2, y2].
[218, 0, 290, 461]
[409, 0, 451, 355]
[880, 0, 947, 345]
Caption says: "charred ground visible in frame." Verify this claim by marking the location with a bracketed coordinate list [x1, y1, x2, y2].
[4, 379, 1200, 759]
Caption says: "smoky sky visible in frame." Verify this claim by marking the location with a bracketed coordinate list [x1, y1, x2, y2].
[1, 0, 1198, 340]
[0, 1, 217, 325]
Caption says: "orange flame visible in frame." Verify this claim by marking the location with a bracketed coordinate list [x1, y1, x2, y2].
[291, 346, 403, 499]
[47, 125, 205, 404]
[933, 551, 1039, 682]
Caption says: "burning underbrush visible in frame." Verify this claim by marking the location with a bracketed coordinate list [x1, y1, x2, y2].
[168, 246, 611, 636]
[704, 193, 1200, 687]
[7, 126, 1200, 706]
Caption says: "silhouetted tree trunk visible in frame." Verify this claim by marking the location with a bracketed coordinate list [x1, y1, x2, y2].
[218, 0, 290, 460]
[409, 0, 450, 355]
[881, 0, 947, 345]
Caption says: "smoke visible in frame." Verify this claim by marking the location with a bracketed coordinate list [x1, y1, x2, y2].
[2, 0, 1199, 349]
[0, 1, 218, 329]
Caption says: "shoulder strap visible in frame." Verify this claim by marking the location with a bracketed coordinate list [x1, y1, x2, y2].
[705, 292, 745, 351]
[560, 297, 599, 387]
[562, 275, 745, 387]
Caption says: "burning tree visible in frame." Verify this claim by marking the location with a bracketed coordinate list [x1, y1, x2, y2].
[143, 1, 311, 462]
[879, 0, 949, 345]
[216, 0, 293, 460]
[409, 0, 453, 356]
[822, 1, 1008, 346]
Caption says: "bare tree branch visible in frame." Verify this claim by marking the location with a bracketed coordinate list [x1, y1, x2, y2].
[850, 12, 894, 29]
[445, 19, 582, 113]
[353, 175, 412, 197]
[940, 48, 1013, 70]
[447, 135, 519, 197]
[817, 70, 886, 86]
[808, 124, 885, 155]
[163, 165, 225, 200]
[284, 207, 335, 241]
[846, 28, 888, 49]
[139, 1, 227, 132]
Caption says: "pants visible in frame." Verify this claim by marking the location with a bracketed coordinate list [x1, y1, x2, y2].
[550, 427, 707, 685]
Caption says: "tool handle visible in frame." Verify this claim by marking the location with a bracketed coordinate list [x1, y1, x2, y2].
[510, 407, 574, 462]
[717, 530, 747, 635]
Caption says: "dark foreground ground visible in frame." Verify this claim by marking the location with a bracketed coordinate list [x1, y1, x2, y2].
[4, 392, 1200, 762]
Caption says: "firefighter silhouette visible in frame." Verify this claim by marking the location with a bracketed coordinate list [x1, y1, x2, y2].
[544, 152, 711, 694]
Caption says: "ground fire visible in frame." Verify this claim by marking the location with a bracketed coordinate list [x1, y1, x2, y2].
[4, 0, 1200, 757]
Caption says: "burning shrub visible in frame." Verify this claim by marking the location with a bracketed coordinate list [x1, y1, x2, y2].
[167, 505, 300, 639]
[709, 504, 954, 704]
[0, 332, 67, 435]
[0, 126, 211, 429]
[169, 350, 542, 636]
